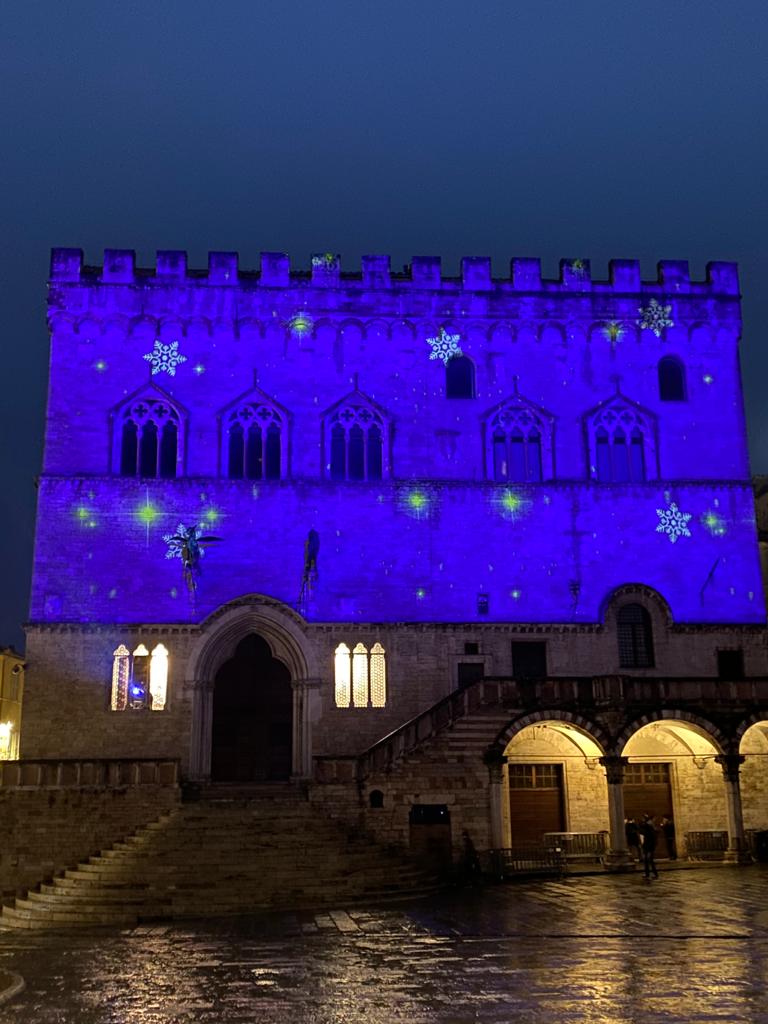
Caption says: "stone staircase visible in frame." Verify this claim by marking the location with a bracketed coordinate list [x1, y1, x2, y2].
[0, 787, 438, 930]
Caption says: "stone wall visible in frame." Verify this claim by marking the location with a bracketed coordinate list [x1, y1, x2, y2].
[0, 761, 180, 898]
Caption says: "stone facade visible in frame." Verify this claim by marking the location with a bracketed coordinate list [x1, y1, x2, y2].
[12, 247, 768, 876]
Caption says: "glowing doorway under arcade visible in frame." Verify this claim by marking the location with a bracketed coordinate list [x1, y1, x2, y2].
[210, 634, 293, 782]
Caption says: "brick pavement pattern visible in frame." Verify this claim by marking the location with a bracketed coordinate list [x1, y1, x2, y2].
[2, 868, 768, 1023]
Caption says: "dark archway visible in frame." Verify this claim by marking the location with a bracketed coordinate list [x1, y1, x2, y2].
[210, 634, 293, 782]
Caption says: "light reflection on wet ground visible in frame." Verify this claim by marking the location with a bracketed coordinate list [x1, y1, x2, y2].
[2, 867, 768, 1023]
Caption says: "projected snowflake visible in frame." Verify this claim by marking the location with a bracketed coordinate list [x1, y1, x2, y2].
[427, 328, 462, 365]
[602, 321, 626, 346]
[656, 502, 692, 544]
[637, 299, 673, 337]
[143, 339, 187, 376]
[285, 312, 315, 339]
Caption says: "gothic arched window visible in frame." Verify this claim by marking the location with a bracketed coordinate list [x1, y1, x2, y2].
[111, 642, 169, 711]
[585, 395, 656, 483]
[486, 398, 553, 482]
[333, 642, 387, 707]
[118, 398, 181, 478]
[226, 403, 283, 480]
[327, 403, 387, 481]
[617, 604, 654, 668]
[658, 357, 686, 401]
[446, 355, 476, 399]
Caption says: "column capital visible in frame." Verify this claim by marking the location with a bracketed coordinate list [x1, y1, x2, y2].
[599, 755, 630, 785]
[715, 753, 745, 783]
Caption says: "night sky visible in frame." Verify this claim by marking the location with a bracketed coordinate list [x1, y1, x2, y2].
[2, 1, 767, 649]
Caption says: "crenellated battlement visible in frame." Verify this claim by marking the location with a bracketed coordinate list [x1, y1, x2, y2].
[49, 248, 740, 297]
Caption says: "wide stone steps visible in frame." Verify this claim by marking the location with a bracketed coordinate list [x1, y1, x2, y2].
[1, 791, 439, 930]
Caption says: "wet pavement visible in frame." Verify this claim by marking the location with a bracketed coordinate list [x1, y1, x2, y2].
[2, 866, 768, 1023]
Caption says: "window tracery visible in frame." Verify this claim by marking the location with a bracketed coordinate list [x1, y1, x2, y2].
[326, 397, 388, 481]
[486, 397, 554, 482]
[110, 643, 169, 711]
[585, 396, 656, 482]
[226, 402, 283, 480]
[334, 642, 387, 707]
[117, 398, 181, 478]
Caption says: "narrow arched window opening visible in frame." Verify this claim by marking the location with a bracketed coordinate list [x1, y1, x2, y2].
[658, 357, 686, 402]
[117, 398, 181, 477]
[488, 403, 551, 482]
[334, 641, 387, 707]
[446, 355, 475, 399]
[226, 403, 283, 481]
[617, 604, 654, 668]
[327, 403, 386, 481]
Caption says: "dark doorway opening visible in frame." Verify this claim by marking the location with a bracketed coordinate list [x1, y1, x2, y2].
[211, 634, 293, 782]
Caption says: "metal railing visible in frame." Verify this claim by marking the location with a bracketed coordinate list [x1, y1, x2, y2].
[543, 831, 608, 861]
[0, 758, 180, 789]
[315, 674, 768, 783]
[684, 830, 729, 857]
[488, 844, 565, 878]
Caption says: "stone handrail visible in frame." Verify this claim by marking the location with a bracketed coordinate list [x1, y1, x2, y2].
[315, 675, 768, 783]
[0, 758, 180, 789]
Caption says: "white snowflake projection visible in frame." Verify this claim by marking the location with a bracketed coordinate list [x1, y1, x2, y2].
[637, 299, 674, 337]
[427, 327, 463, 365]
[655, 502, 692, 544]
[143, 339, 187, 376]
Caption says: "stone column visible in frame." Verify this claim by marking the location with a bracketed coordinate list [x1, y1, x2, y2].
[187, 679, 213, 780]
[715, 753, 752, 863]
[486, 753, 506, 850]
[291, 677, 322, 780]
[599, 755, 633, 871]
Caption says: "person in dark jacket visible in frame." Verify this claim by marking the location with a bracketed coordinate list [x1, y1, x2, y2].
[625, 818, 641, 862]
[639, 815, 659, 879]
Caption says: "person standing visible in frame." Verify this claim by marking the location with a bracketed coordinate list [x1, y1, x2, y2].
[639, 815, 659, 879]
[625, 818, 641, 863]
[661, 815, 677, 860]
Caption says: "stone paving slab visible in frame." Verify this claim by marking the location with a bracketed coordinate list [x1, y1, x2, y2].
[1, 867, 768, 1022]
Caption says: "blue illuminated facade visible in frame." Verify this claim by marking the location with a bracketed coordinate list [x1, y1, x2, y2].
[20, 248, 767, 779]
[34, 250, 763, 627]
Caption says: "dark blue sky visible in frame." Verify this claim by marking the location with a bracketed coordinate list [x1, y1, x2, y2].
[2, 1, 767, 648]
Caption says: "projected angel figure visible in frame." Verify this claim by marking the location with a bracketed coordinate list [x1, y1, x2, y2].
[163, 523, 222, 594]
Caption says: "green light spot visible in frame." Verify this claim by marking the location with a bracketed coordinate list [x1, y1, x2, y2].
[203, 507, 221, 525]
[703, 374, 714, 385]
[136, 502, 161, 526]
[501, 490, 523, 513]
[416, 588, 426, 600]
[408, 491, 428, 511]
[92, 359, 108, 372]
[511, 588, 522, 600]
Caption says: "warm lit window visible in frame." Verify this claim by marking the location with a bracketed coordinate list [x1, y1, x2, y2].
[111, 643, 169, 711]
[334, 642, 387, 707]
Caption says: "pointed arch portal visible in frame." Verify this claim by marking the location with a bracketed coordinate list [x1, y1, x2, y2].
[210, 634, 293, 782]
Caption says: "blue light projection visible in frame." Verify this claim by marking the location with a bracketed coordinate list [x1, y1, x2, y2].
[33, 249, 766, 627]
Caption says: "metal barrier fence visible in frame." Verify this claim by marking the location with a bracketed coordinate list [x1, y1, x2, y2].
[489, 844, 565, 879]
[543, 832, 608, 861]
[684, 830, 729, 857]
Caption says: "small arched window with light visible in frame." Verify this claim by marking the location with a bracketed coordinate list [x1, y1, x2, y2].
[333, 642, 387, 707]
[110, 642, 170, 711]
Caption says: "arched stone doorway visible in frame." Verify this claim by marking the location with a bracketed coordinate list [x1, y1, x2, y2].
[185, 596, 321, 781]
[210, 634, 293, 782]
